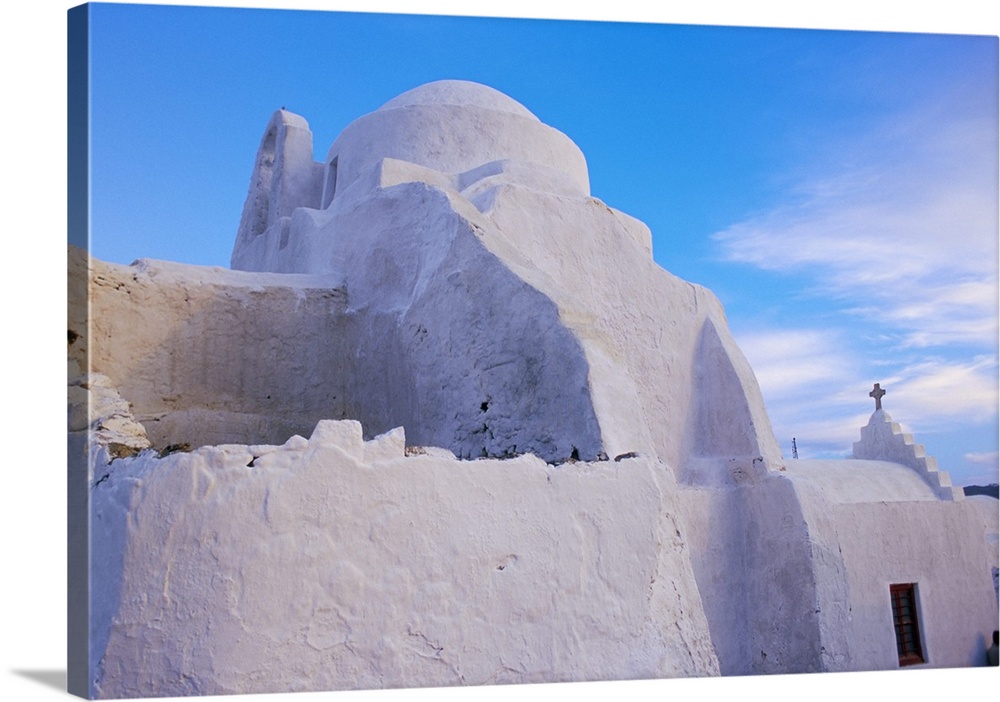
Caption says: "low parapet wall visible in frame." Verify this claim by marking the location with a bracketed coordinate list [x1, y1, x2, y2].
[86, 418, 719, 698]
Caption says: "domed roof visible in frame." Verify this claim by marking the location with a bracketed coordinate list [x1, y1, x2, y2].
[377, 80, 539, 121]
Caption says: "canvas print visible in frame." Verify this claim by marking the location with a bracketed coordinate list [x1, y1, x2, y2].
[67, 2, 1000, 698]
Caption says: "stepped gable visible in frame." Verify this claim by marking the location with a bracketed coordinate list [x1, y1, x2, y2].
[852, 406, 964, 502]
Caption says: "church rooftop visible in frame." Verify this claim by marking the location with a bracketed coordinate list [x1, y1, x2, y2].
[377, 79, 539, 120]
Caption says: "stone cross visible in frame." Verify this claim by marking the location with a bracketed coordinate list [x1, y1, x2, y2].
[869, 383, 886, 411]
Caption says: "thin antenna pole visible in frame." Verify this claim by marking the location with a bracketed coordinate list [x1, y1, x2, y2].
[792, 437, 799, 459]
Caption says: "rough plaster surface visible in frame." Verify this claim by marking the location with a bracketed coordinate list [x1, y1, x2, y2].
[80, 247, 354, 449]
[791, 479, 998, 671]
[72, 80, 1000, 696]
[677, 467, 828, 676]
[230, 79, 781, 471]
[87, 420, 718, 698]
[784, 459, 945, 504]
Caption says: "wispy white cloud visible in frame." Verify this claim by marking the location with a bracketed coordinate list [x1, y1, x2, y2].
[736, 328, 855, 399]
[879, 356, 999, 425]
[959, 450, 1000, 487]
[717, 82, 997, 483]
[739, 323, 998, 460]
[714, 101, 998, 351]
[735, 327, 874, 456]
[965, 451, 999, 465]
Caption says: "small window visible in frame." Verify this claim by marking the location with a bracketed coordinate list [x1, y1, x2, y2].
[322, 156, 339, 208]
[890, 583, 924, 666]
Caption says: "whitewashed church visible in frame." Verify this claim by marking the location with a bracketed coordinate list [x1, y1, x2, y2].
[69, 80, 999, 698]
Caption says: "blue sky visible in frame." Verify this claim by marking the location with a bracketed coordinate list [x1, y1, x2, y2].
[83, 1, 999, 486]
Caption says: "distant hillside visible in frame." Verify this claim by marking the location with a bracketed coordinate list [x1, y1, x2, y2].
[963, 484, 999, 499]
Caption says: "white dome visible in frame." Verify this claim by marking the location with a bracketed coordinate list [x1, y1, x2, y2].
[378, 80, 538, 121]
[319, 81, 590, 205]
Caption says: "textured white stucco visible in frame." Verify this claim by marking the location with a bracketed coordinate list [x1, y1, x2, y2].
[790, 480, 998, 671]
[229, 79, 780, 472]
[87, 420, 718, 698]
[71, 80, 999, 697]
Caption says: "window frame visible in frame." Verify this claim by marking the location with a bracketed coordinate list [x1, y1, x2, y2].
[889, 582, 925, 667]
